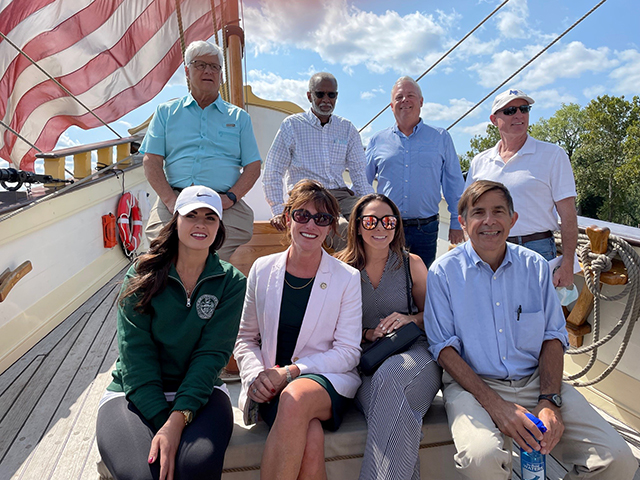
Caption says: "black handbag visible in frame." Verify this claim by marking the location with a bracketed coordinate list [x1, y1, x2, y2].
[359, 253, 424, 375]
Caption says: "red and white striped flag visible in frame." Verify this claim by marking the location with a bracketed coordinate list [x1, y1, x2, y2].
[0, 0, 219, 171]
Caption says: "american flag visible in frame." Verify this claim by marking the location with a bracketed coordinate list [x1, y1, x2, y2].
[0, 0, 219, 171]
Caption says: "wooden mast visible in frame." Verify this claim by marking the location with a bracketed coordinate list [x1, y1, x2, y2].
[223, 0, 244, 108]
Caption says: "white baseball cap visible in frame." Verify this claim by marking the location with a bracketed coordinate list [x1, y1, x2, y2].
[491, 89, 535, 114]
[174, 185, 223, 219]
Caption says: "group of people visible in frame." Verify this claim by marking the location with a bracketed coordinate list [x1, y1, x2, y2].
[94, 39, 637, 480]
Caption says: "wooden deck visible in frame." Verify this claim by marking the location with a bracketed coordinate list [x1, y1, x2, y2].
[0, 269, 639, 479]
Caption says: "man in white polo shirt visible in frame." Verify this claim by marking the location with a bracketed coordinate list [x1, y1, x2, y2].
[465, 89, 578, 288]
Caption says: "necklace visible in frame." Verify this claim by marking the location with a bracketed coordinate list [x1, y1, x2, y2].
[284, 276, 315, 290]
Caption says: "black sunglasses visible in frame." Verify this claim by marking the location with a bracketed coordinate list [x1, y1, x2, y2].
[359, 215, 399, 230]
[291, 209, 335, 227]
[313, 91, 337, 99]
[496, 105, 532, 116]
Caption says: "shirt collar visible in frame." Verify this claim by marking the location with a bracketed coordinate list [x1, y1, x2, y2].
[463, 240, 513, 272]
[392, 118, 423, 138]
[493, 134, 534, 161]
[184, 92, 225, 113]
[305, 109, 332, 126]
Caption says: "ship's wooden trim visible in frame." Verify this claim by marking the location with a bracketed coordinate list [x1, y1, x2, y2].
[244, 85, 304, 115]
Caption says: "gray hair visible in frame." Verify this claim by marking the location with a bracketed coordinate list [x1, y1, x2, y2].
[392, 76, 422, 98]
[308, 72, 338, 92]
[185, 40, 224, 67]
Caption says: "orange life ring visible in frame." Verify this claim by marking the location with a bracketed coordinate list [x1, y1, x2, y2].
[117, 192, 143, 253]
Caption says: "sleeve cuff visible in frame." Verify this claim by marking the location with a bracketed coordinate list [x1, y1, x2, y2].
[150, 408, 170, 431]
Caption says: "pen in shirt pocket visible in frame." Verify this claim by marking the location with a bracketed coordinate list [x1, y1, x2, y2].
[516, 305, 522, 321]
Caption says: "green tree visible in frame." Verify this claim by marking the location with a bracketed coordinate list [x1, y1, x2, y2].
[459, 124, 500, 171]
[529, 103, 586, 159]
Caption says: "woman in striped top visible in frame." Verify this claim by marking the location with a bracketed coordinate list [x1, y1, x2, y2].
[338, 194, 442, 480]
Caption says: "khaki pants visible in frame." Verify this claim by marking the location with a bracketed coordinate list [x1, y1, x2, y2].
[145, 191, 254, 262]
[327, 187, 361, 252]
[442, 369, 636, 480]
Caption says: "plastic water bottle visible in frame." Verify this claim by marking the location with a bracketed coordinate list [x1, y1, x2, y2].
[520, 412, 547, 480]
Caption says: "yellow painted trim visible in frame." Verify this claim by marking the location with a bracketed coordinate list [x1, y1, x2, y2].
[564, 354, 640, 432]
[0, 247, 129, 374]
[74, 152, 92, 178]
[116, 143, 131, 165]
[0, 164, 147, 248]
[244, 85, 304, 115]
[97, 147, 113, 167]
[43, 157, 65, 187]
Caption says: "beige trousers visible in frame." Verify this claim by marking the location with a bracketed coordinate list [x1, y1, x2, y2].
[442, 369, 636, 480]
[145, 191, 254, 262]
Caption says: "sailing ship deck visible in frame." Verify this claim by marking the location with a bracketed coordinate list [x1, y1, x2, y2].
[0, 270, 639, 480]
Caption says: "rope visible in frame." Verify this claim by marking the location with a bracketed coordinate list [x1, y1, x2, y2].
[0, 31, 122, 139]
[358, 0, 512, 134]
[561, 232, 640, 387]
[0, 118, 43, 153]
[447, 0, 608, 130]
[174, 0, 190, 92]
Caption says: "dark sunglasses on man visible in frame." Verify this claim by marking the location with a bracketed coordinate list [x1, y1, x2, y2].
[495, 105, 532, 116]
[313, 91, 337, 99]
[291, 209, 335, 227]
[359, 215, 399, 230]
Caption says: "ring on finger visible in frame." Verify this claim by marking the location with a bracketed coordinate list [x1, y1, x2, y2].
[252, 388, 257, 394]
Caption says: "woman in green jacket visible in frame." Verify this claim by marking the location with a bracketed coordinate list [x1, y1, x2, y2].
[96, 186, 246, 480]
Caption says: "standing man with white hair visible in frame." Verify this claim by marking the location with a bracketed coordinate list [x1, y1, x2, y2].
[366, 76, 465, 267]
[141, 40, 261, 261]
[263, 72, 373, 248]
[465, 89, 578, 287]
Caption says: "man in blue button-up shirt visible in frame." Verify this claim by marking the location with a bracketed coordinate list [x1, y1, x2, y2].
[424, 180, 635, 480]
[140, 41, 261, 261]
[365, 76, 465, 267]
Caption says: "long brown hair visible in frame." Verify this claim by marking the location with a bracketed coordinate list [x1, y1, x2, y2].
[282, 179, 340, 246]
[337, 194, 406, 271]
[119, 211, 226, 315]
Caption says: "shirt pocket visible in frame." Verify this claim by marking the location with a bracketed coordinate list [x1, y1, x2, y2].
[416, 146, 441, 170]
[330, 138, 349, 165]
[513, 310, 546, 356]
[217, 126, 241, 158]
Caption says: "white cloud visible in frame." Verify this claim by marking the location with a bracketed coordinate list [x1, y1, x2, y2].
[56, 132, 80, 149]
[460, 121, 491, 137]
[247, 70, 309, 108]
[117, 120, 133, 129]
[529, 89, 578, 109]
[421, 98, 480, 122]
[244, 0, 460, 75]
[582, 85, 606, 99]
[609, 49, 640, 95]
[495, 0, 529, 39]
[469, 42, 617, 90]
[166, 66, 186, 87]
[360, 88, 385, 100]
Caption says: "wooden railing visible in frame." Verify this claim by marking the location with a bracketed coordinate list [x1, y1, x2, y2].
[34, 135, 143, 185]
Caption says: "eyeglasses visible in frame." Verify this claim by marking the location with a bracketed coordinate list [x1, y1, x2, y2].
[313, 91, 337, 99]
[496, 105, 532, 116]
[359, 215, 399, 230]
[291, 209, 335, 227]
[189, 60, 222, 73]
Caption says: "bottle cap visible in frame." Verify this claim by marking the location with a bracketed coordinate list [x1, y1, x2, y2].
[525, 412, 547, 434]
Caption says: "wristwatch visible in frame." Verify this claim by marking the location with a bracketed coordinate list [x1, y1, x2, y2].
[538, 393, 562, 408]
[225, 191, 238, 205]
[179, 409, 194, 426]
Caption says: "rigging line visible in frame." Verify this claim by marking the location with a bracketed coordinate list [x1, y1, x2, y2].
[0, 31, 122, 139]
[358, 0, 512, 134]
[447, 0, 608, 130]
[240, 0, 248, 98]
[0, 119, 42, 153]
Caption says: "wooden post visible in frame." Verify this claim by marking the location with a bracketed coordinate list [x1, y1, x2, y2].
[224, 0, 244, 109]
[116, 143, 131, 166]
[96, 146, 113, 169]
[73, 151, 92, 178]
[43, 157, 66, 187]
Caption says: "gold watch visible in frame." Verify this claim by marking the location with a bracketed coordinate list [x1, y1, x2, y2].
[179, 409, 193, 426]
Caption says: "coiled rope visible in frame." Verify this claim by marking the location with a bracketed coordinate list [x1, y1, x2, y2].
[562, 232, 640, 387]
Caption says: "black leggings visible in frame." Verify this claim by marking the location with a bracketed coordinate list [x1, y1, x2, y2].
[96, 389, 233, 480]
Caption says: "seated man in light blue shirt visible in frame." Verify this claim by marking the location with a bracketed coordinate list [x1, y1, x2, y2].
[366, 76, 465, 267]
[140, 40, 261, 262]
[424, 180, 635, 480]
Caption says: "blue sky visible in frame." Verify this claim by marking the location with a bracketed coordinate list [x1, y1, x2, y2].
[53, 0, 640, 165]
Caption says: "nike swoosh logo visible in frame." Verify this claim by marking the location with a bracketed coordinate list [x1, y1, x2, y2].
[196, 193, 212, 197]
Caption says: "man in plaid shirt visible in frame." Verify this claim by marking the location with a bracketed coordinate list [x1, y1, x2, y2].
[263, 72, 373, 248]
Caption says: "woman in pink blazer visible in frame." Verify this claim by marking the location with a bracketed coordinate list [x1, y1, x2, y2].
[234, 179, 362, 479]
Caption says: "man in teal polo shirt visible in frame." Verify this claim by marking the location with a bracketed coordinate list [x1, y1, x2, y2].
[140, 40, 261, 262]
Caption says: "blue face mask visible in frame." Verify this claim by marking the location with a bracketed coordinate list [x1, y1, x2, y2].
[556, 284, 579, 306]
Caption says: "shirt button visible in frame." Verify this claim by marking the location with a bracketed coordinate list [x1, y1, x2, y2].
[503, 356, 506, 360]
[496, 302, 500, 306]
[499, 329, 503, 333]
[493, 276, 497, 280]
[405, 164, 409, 167]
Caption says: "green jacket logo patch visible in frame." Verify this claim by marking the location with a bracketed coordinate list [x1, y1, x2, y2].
[196, 294, 218, 319]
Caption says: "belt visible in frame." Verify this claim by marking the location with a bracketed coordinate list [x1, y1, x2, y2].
[507, 230, 553, 245]
[403, 214, 439, 227]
